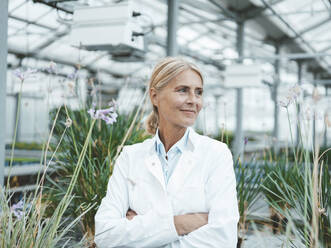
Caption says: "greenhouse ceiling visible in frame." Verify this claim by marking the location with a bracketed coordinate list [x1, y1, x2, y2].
[6, 0, 331, 81]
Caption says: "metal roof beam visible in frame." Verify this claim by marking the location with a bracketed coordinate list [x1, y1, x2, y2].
[215, 52, 331, 61]
[314, 79, 331, 85]
[8, 46, 124, 77]
[9, 14, 70, 54]
[31, 29, 69, 53]
[9, 7, 225, 72]
[243, 0, 285, 20]
[320, 44, 331, 52]
[9, 14, 57, 31]
[296, 16, 331, 37]
[180, 5, 262, 45]
[147, 34, 225, 70]
[186, 30, 212, 45]
[208, 0, 238, 20]
[179, 17, 228, 27]
[32, 0, 73, 14]
[260, 0, 331, 74]
[9, 0, 29, 15]
[180, 0, 223, 15]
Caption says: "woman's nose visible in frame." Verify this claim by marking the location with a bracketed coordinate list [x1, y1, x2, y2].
[186, 91, 198, 104]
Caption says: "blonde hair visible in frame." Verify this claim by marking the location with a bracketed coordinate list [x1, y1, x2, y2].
[145, 57, 203, 135]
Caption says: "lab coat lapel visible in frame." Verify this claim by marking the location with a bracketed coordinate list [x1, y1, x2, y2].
[145, 141, 166, 192]
[167, 127, 200, 192]
[144, 128, 200, 193]
[167, 150, 197, 193]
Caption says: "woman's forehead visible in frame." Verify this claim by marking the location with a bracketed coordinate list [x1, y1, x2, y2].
[171, 70, 203, 86]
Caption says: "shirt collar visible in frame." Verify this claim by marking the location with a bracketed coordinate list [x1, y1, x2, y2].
[155, 128, 190, 154]
[148, 127, 199, 156]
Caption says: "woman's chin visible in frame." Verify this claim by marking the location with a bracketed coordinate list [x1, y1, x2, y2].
[179, 119, 196, 127]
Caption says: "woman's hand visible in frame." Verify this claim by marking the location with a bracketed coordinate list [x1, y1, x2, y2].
[126, 209, 208, 235]
[174, 213, 208, 236]
[126, 209, 137, 220]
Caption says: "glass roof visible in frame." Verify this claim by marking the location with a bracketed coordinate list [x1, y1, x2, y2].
[270, 0, 331, 68]
[6, 0, 331, 78]
[4, 0, 331, 141]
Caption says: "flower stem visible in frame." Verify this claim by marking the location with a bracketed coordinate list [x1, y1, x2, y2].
[6, 79, 24, 189]
[286, 108, 298, 166]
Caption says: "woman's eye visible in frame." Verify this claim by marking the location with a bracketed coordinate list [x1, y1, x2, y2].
[178, 88, 187, 92]
[196, 89, 203, 96]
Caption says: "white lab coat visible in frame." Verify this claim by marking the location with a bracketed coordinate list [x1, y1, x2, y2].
[95, 127, 239, 248]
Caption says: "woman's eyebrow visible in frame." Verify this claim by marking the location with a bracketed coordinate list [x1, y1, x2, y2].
[175, 84, 202, 88]
[174, 85, 189, 89]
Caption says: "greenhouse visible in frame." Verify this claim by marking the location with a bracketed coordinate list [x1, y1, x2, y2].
[0, 0, 330, 247]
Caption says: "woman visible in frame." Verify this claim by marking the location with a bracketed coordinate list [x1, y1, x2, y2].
[95, 57, 239, 248]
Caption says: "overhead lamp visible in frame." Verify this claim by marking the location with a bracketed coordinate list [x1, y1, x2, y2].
[71, 1, 145, 62]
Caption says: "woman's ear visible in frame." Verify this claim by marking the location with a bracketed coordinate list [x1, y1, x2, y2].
[150, 88, 158, 107]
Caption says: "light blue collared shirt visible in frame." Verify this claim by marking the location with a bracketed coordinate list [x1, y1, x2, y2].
[155, 128, 190, 185]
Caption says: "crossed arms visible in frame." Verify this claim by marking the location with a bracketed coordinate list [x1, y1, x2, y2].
[94, 146, 239, 248]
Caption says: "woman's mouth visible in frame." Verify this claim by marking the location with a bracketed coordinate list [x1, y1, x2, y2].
[181, 110, 196, 115]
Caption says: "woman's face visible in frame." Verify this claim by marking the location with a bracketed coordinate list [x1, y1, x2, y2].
[150, 69, 203, 130]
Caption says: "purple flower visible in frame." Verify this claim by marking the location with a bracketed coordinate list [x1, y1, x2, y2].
[88, 100, 118, 125]
[12, 200, 24, 209]
[102, 112, 118, 125]
[95, 107, 114, 117]
[244, 137, 248, 145]
[13, 68, 38, 81]
[11, 200, 25, 219]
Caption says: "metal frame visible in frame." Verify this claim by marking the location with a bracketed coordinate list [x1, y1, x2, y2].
[0, 0, 8, 186]
[260, 0, 331, 74]
[233, 21, 245, 160]
[167, 0, 179, 56]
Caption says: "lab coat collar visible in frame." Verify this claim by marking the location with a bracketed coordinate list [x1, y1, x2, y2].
[148, 127, 199, 155]
[145, 127, 200, 192]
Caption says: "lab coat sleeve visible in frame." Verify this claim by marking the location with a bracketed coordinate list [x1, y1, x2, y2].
[174, 144, 239, 248]
[94, 147, 179, 248]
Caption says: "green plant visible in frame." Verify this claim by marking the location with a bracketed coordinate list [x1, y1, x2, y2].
[45, 106, 149, 241]
[214, 129, 234, 148]
[262, 159, 330, 247]
[261, 87, 330, 247]
[265, 146, 330, 166]
[261, 159, 302, 233]
[235, 159, 263, 247]
[0, 188, 91, 248]
[2, 100, 97, 247]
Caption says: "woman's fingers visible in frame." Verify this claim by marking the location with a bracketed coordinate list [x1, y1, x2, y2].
[126, 209, 137, 220]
